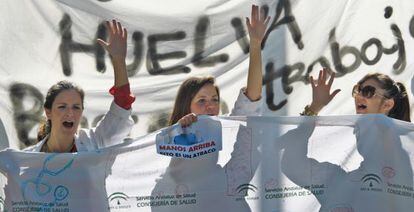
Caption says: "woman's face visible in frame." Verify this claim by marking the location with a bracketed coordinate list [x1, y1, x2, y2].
[190, 84, 220, 116]
[45, 89, 83, 137]
[353, 79, 394, 115]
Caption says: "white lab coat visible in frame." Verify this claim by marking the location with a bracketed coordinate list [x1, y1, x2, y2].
[24, 101, 134, 152]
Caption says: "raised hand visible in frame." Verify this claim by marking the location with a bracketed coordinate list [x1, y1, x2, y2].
[309, 68, 341, 113]
[97, 20, 127, 60]
[246, 4, 271, 44]
[244, 5, 270, 101]
[97, 20, 128, 87]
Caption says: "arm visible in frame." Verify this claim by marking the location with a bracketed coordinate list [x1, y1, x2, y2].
[304, 68, 340, 115]
[84, 20, 134, 149]
[244, 5, 270, 101]
[98, 20, 129, 87]
[98, 20, 135, 109]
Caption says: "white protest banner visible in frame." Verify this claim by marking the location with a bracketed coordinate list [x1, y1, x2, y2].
[1, 115, 414, 211]
[155, 116, 222, 159]
[2, 0, 414, 150]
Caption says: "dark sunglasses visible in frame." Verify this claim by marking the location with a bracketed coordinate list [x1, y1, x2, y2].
[352, 85, 388, 99]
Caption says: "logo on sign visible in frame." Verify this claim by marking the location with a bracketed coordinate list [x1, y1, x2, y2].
[382, 166, 395, 179]
[237, 183, 257, 195]
[54, 185, 69, 201]
[21, 154, 74, 201]
[108, 192, 129, 205]
[361, 173, 382, 187]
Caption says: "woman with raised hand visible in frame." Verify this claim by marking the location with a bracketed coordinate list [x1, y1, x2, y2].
[151, 5, 270, 212]
[302, 68, 410, 122]
[170, 4, 270, 127]
[26, 20, 135, 152]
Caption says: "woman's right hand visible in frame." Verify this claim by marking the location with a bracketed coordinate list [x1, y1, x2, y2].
[178, 113, 197, 128]
[97, 20, 127, 60]
[309, 68, 340, 113]
[97, 20, 129, 88]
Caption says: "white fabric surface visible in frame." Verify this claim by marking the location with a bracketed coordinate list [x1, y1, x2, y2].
[1, 115, 414, 211]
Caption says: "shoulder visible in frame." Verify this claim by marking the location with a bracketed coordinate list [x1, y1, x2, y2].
[23, 139, 46, 152]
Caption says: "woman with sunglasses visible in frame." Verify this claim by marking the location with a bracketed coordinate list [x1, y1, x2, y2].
[25, 20, 135, 153]
[302, 68, 411, 122]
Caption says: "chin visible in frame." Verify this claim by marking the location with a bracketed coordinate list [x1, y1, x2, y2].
[355, 110, 367, 114]
[61, 128, 76, 136]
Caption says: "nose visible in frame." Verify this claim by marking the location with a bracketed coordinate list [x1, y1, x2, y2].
[206, 101, 219, 113]
[205, 101, 214, 111]
[65, 108, 75, 117]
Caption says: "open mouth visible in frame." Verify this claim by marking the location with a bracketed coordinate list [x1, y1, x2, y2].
[62, 121, 74, 128]
[357, 103, 367, 110]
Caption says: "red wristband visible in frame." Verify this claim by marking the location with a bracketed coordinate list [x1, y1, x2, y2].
[109, 83, 135, 110]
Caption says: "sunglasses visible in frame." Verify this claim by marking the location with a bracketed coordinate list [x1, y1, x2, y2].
[352, 85, 388, 99]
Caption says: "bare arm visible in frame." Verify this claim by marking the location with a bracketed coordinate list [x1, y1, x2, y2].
[245, 5, 270, 101]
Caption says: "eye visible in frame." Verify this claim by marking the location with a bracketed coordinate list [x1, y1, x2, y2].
[197, 99, 206, 104]
[73, 105, 82, 110]
[58, 105, 66, 109]
[212, 98, 219, 103]
[361, 86, 376, 98]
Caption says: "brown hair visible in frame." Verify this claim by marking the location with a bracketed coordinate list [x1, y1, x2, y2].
[37, 81, 85, 141]
[168, 76, 219, 125]
[358, 73, 411, 122]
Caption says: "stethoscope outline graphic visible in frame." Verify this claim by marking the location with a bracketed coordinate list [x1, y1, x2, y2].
[21, 153, 74, 202]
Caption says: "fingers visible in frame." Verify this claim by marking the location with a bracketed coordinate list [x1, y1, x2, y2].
[330, 89, 341, 100]
[179, 113, 197, 127]
[245, 17, 252, 31]
[251, 5, 258, 23]
[315, 68, 336, 87]
[250, 4, 270, 24]
[260, 7, 265, 22]
[264, 16, 271, 27]
[123, 27, 127, 39]
[105, 19, 125, 37]
[116, 20, 122, 35]
[321, 68, 327, 83]
[310, 76, 316, 89]
[96, 39, 108, 49]
[317, 70, 323, 85]
[327, 72, 336, 88]
[106, 20, 115, 35]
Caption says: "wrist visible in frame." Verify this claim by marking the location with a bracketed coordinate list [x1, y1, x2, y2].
[110, 56, 126, 63]
[300, 105, 318, 116]
[309, 103, 322, 114]
[250, 40, 261, 47]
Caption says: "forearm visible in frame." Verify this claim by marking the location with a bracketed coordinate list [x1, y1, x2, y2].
[245, 40, 263, 101]
[111, 56, 128, 88]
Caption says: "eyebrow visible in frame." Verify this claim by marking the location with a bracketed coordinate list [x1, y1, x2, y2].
[55, 103, 82, 106]
[195, 94, 219, 98]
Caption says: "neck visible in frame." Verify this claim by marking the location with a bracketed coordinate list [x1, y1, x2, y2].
[46, 131, 75, 153]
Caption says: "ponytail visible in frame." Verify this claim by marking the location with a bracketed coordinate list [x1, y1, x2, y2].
[388, 82, 411, 122]
[37, 118, 51, 141]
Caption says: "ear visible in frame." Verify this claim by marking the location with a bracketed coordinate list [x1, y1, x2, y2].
[45, 107, 52, 120]
[382, 98, 395, 114]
